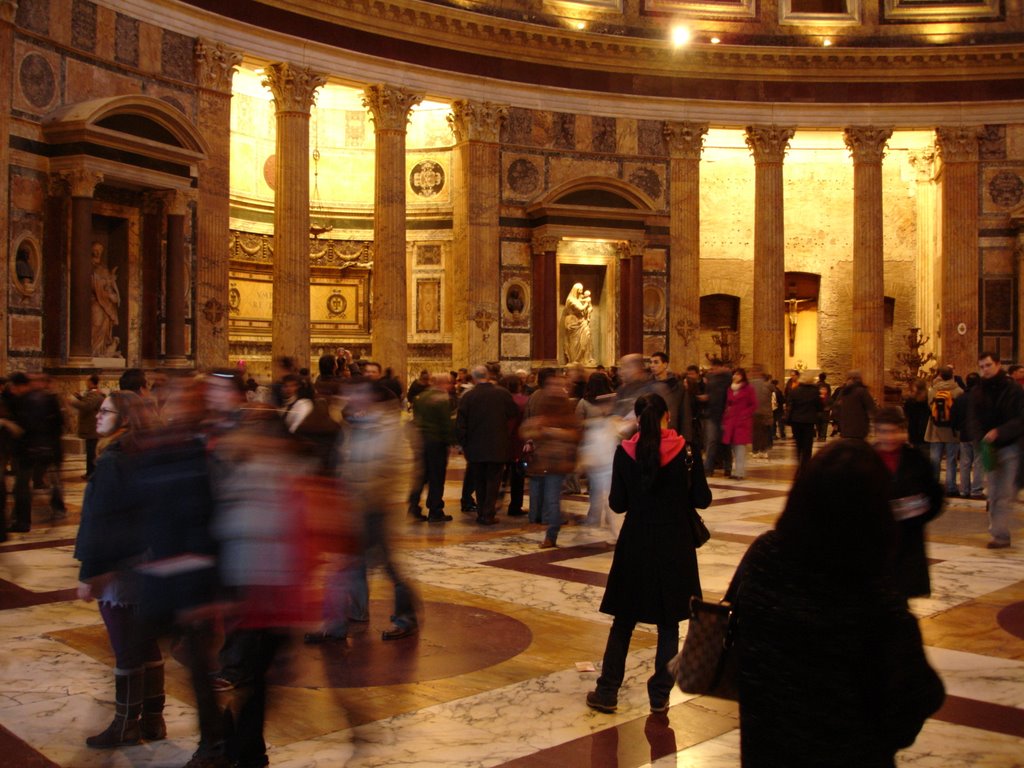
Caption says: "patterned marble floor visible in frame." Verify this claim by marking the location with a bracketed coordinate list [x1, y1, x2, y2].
[0, 438, 1022, 768]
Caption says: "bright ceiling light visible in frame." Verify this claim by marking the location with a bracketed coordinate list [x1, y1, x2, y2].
[710, 36, 721, 44]
[671, 25, 691, 47]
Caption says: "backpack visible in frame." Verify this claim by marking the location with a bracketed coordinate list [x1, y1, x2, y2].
[930, 390, 954, 428]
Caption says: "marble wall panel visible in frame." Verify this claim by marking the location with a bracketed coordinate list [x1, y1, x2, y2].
[503, 154, 544, 202]
[532, 110, 553, 148]
[9, 314, 42, 351]
[161, 29, 196, 83]
[637, 119, 668, 157]
[503, 107, 532, 146]
[137, 21, 163, 75]
[70, 0, 97, 53]
[10, 169, 45, 214]
[16, 0, 49, 35]
[501, 332, 531, 359]
[1005, 124, 1024, 160]
[114, 13, 140, 67]
[95, 4, 117, 62]
[592, 116, 617, 154]
[547, 156, 618, 191]
[500, 240, 531, 268]
[643, 248, 666, 273]
[623, 162, 667, 207]
[982, 246, 1015, 274]
[615, 118, 638, 156]
[553, 113, 576, 150]
[979, 125, 1006, 161]
[64, 57, 142, 103]
[575, 116, 594, 155]
[13, 42, 61, 115]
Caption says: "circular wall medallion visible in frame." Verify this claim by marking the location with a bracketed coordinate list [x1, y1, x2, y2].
[956, 322, 967, 336]
[506, 158, 540, 196]
[228, 286, 241, 314]
[629, 167, 663, 200]
[262, 154, 277, 191]
[19, 54, 56, 110]
[410, 160, 445, 198]
[326, 292, 348, 317]
[11, 233, 41, 297]
[989, 171, 1023, 207]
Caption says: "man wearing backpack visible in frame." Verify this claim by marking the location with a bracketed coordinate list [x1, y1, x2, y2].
[926, 366, 963, 496]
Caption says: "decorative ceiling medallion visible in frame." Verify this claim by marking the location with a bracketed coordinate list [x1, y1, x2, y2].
[327, 291, 349, 317]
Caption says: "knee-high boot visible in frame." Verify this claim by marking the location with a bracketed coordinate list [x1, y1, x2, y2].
[141, 661, 166, 741]
[86, 667, 143, 748]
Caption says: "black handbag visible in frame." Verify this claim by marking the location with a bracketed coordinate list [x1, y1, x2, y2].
[669, 595, 738, 700]
[682, 444, 712, 546]
[690, 511, 711, 548]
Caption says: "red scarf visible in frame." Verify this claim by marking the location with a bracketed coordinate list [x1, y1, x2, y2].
[621, 428, 686, 466]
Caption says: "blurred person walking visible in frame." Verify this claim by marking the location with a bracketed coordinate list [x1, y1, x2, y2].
[576, 372, 619, 539]
[70, 373, 104, 479]
[786, 371, 823, 473]
[408, 373, 456, 522]
[722, 368, 757, 481]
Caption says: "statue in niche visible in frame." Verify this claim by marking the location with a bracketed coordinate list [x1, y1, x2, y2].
[90, 242, 121, 357]
[562, 282, 595, 366]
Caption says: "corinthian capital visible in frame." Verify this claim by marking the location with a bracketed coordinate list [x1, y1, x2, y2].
[907, 146, 938, 182]
[935, 126, 983, 163]
[744, 125, 796, 164]
[1, 1, 17, 25]
[843, 126, 893, 163]
[663, 122, 709, 160]
[262, 63, 326, 115]
[531, 235, 559, 255]
[60, 168, 103, 198]
[195, 39, 243, 93]
[448, 101, 508, 144]
[362, 84, 424, 132]
[153, 189, 196, 216]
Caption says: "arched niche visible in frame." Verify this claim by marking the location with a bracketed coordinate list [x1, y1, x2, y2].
[11, 232, 41, 298]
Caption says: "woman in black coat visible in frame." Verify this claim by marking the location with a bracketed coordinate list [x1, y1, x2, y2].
[785, 373, 823, 472]
[586, 393, 708, 714]
[735, 440, 944, 767]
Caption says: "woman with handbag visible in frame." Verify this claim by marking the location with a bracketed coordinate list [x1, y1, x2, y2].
[734, 440, 944, 767]
[586, 393, 710, 714]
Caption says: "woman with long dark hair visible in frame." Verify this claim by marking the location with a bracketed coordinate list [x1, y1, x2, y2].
[734, 440, 944, 766]
[722, 367, 757, 480]
[586, 393, 707, 714]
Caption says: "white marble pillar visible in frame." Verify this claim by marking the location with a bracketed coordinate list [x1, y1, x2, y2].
[844, 126, 893, 393]
[449, 100, 507, 368]
[263, 63, 326, 374]
[62, 169, 104, 365]
[364, 84, 423, 379]
[908, 147, 939, 348]
[745, 125, 795, 381]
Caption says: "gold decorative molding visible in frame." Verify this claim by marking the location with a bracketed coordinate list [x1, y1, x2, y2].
[663, 122, 709, 161]
[884, 0, 1000, 22]
[935, 126, 984, 163]
[262, 63, 326, 115]
[448, 101, 509, 144]
[843, 126, 893, 163]
[745, 126, 796, 164]
[195, 38, 243, 93]
[531, 235, 560, 255]
[362, 84, 424, 132]
[60, 169, 104, 198]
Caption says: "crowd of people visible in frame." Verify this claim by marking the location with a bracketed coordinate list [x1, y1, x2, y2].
[5, 346, 1020, 766]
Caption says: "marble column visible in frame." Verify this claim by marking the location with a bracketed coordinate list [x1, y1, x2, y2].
[935, 126, 982, 373]
[908, 147, 939, 347]
[263, 63, 326, 374]
[664, 121, 708, 368]
[449, 100, 507, 368]
[0, 1, 14, 373]
[844, 126, 893, 393]
[363, 84, 423, 380]
[745, 125, 795, 380]
[617, 240, 645, 357]
[157, 189, 192, 364]
[531, 235, 559, 363]
[194, 39, 242, 368]
[62, 169, 104, 365]
[140, 194, 162, 362]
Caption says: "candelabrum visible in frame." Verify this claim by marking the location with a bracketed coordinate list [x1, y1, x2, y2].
[890, 327, 936, 386]
[706, 327, 744, 367]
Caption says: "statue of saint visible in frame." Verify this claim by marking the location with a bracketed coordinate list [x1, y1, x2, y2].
[90, 242, 121, 357]
[561, 282, 595, 366]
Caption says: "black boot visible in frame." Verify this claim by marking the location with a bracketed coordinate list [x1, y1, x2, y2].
[86, 668, 143, 748]
[140, 661, 167, 741]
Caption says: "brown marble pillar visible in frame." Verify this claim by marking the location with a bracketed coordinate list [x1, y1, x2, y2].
[140, 194, 162, 362]
[449, 100, 507, 368]
[363, 84, 423, 379]
[664, 121, 708, 368]
[264, 63, 326, 374]
[617, 240, 645, 357]
[844, 127, 893, 393]
[158, 189, 192, 364]
[194, 39, 242, 368]
[531, 235, 559, 364]
[62, 169, 104, 365]
[0, 1, 14, 373]
[935, 126, 983, 373]
[745, 125, 795, 380]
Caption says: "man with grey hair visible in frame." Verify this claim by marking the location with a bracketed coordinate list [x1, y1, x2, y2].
[456, 365, 518, 525]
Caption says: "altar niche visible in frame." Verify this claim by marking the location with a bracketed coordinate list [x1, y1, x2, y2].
[558, 258, 614, 369]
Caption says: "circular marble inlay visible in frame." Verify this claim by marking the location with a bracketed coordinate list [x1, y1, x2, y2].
[19, 53, 56, 110]
[996, 600, 1024, 641]
[989, 171, 1023, 207]
[629, 166, 663, 200]
[263, 154, 277, 191]
[410, 160, 445, 198]
[273, 599, 532, 688]
[506, 158, 540, 196]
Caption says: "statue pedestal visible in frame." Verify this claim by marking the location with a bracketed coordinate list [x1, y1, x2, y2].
[93, 356, 126, 369]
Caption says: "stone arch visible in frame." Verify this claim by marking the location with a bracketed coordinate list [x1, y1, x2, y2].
[535, 175, 658, 212]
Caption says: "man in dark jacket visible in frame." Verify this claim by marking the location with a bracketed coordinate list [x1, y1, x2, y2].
[408, 373, 455, 522]
[950, 372, 984, 499]
[834, 370, 876, 440]
[966, 351, 1024, 548]
[456, 365, 518, 525]
[702, 359, 732, 476]
[70, 373, 104, 479]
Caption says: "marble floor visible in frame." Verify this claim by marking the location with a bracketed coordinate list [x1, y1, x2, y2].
[0, 438, 1022, 768]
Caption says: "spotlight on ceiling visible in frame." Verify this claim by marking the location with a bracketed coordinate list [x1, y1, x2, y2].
[710, 36, 721, 44]
[575, 20, 586, 30]
[671, 25, 692, 47]
[822, 38, 833, 46]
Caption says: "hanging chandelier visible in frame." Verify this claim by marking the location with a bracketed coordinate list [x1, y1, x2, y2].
[309, 105, 332, 240]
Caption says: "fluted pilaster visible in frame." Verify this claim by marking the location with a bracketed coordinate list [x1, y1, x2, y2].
[155, 190, 193, 363]
[664, 121, 708, 368]
[935, 126, 982, 373]
[449, 100, 507, 367]
[908, 147, 939, 347]
[745, 125, 795, 379]
[364, 84, 423, 379]
[61, 169, 104, 364]
[0, 2, 15, 373]
[194, 39, 242, 367]
[844, 126, 892, 393]
[264, 63, 326, 373]
[618, 240, 646, 357]
[531, 235, 559, 363]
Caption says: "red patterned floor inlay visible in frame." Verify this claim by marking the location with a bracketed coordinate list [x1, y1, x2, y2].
[0, 723, 60, 767]
[996, 601, 1024, 642]
[271, 599, 532, 688]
